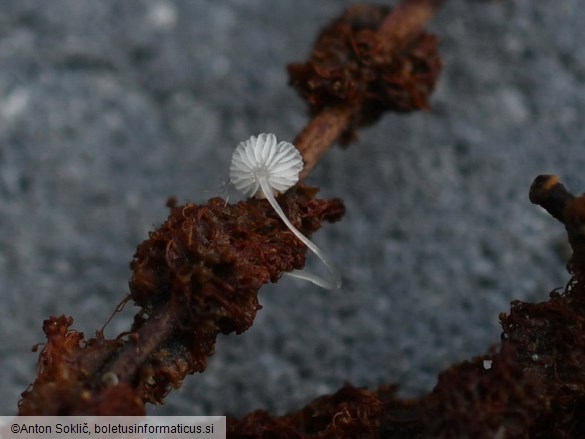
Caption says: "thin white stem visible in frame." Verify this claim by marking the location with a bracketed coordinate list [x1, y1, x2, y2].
[259, 178, 342, 289]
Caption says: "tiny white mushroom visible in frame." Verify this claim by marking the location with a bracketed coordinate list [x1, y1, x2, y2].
[230, 133, 341, 289]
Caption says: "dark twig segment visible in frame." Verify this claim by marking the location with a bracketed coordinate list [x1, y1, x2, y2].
[529, 175, 574, 223]
[530, 174, 585, 278]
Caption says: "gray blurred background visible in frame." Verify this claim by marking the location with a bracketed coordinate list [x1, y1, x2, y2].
[1, 0, 583, 416]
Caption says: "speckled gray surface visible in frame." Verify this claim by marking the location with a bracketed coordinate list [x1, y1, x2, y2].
[1, 0, 583, 416]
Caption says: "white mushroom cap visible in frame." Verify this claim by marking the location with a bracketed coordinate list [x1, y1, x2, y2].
[229, 133, 303, 198]
[228, 133, 341, 289]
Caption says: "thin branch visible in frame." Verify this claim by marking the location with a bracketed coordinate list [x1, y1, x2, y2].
[102, 302, 175, 384]
[376, 0, 446, 58]
[296, 106, 353, 180]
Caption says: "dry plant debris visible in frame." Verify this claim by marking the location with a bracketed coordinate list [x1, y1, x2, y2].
[19, 2, 585, 438]
[19, 0, 443, 417]
[19, 189, 343, 415]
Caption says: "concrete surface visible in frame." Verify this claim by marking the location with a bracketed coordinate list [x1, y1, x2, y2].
[1, 0, 583, 416]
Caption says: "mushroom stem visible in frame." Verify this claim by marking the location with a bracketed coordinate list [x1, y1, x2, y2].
[258, 178, 342, 289]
